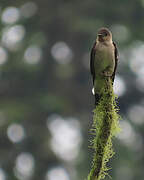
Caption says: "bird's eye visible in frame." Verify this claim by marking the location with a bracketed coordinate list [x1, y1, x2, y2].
[104, 32, 107, 36]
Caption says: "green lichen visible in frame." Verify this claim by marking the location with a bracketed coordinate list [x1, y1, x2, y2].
[88, 77, 121, 180]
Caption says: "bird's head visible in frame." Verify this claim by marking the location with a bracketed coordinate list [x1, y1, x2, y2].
[97, 28, 112, 43]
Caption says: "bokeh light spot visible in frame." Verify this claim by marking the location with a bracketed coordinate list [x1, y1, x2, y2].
[24, 45, 42, 64]
[2, 25, 25, 51]
[15, 152, 35, 179]
[51, 42, 73, 64]
[20, 2, 38, 18]
[128, 105, 144, 125]
[2, 7, 20, 24]
[7, 124, 25, 143]
[46, 167, 69, 180]
[129, 41, 144, 75]
[111, 24, 130, 43]
[0, 168, 6, 180]
[117, 121, 134, 142]
[113, 75, 126, 96]
[117, 120, 143, 150]
[47, 114, 82, 161]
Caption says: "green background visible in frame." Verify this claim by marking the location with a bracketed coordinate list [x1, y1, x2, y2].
[0, 0, 144, 180]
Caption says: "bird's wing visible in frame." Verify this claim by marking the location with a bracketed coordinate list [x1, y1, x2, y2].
[112, 41, 118, 83]
[90, 42, 96, 85]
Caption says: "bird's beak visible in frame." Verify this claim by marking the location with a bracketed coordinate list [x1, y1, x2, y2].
[98, 33, 103, 37]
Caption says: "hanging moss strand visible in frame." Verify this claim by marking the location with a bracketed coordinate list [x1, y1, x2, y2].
[88, 77, 121, 180]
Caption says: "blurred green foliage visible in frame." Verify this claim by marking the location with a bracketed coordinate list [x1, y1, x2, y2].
[0, 0, 144, 180]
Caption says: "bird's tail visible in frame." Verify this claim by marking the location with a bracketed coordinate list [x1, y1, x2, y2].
[95, 93, 101, 106]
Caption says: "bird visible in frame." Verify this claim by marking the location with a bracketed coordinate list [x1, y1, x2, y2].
[90, 27, 118, 106]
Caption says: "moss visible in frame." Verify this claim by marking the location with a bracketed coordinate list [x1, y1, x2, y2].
[88, 77, 121, 180]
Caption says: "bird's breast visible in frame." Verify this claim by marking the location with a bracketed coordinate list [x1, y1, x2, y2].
[94, 43, 115, 74]
[96, 43, 114, 59]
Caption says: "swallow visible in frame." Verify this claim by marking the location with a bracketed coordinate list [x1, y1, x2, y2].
[90, 27, 118, 105]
